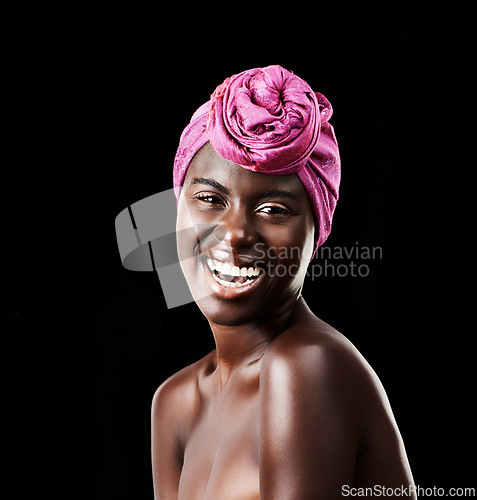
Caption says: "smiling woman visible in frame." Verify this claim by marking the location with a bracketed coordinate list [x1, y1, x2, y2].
[176, 142, 315, 325]
[151, 66, 416, 500]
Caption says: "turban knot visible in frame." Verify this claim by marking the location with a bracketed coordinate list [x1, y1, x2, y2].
[173, 65, 341, 250]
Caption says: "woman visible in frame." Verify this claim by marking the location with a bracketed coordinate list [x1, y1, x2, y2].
[151, 65, 415, 499]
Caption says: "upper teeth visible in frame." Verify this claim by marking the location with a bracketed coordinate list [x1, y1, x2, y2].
[207, 258, 260, 277]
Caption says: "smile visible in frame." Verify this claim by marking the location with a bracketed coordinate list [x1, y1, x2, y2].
[206, 258, 262, 288]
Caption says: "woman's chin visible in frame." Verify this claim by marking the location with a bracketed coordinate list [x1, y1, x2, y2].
[195, 296, 265, 327]
[182, 254, 305, 326]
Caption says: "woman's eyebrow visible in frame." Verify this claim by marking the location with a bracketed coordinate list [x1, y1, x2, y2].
[191, 177, 230, 195]
[259, 189, 299, 201]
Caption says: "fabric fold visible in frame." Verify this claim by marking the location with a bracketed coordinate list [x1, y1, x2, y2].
[173, 65, 341, 250]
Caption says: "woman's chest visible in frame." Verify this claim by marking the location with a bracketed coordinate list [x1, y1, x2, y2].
[178, 388, 260, 500]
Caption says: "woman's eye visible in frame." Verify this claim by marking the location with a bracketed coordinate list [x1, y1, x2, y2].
[256, 203, 293, 216]
[194, 193, 225, 205]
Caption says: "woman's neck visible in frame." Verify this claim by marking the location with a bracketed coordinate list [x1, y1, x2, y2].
[208, 295, 301, 387]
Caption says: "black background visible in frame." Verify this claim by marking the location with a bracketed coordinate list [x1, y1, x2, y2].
[5, 2, 475, 499]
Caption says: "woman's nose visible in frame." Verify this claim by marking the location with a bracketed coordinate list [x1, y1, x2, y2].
[215, 207, 258, 249]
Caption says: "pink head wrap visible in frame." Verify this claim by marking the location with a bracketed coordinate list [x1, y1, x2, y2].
[173, 65, 341, 251]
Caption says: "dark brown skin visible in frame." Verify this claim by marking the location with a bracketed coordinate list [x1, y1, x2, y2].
[151, 143, 415, 499]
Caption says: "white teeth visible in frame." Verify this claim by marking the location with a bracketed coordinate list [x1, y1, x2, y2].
[207, 259, 216, 271]
[231, 266, 240, 277]
[206, 258, 261, 285]
[213, 275, 254, 288]
[221, 263, 232, 276]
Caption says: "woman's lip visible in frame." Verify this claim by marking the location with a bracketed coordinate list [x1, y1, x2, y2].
[207, 249, 263, 270]
[206, 257, 261, 279]
[201, 256, 266, 300]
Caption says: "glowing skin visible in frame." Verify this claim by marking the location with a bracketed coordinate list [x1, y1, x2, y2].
[151, 144, 415, 500]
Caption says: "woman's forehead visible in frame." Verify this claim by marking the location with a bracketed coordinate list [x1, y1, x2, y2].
[185, 143, 306, 196]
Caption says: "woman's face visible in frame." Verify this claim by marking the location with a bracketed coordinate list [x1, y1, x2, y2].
[176, 143, 315, 326]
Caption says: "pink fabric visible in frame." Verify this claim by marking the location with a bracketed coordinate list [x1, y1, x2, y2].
[173, 65, 341, 251]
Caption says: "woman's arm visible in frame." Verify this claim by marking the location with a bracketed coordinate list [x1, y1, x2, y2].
[151, 377, 184, 500]
[259, 329, 360, 500]
[259, 326, 415, 499]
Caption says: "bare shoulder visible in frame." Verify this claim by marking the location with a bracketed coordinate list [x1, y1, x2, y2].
[151, 352, 217, 497]
[262, 316, 384, 402]
[151, 350, 215, 429]
[260, 307, 414, 489]
[260, 311, 399, 439]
